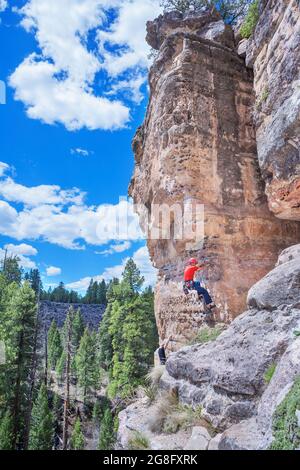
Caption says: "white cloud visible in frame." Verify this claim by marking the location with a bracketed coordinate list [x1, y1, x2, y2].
[71, 148, 92, 157]
[0, 162, 9, 177]
[46, 266, 62, 277]
[98, 0, 161, 76]
[10, 0, 162, 131]
[0, 176, 85, 207]
[105, 75, 146, 104]
[4, 243, 37, 256]
[0, 1, 7, 13]
[10, 54, 129, 131]
[97, 240, 131, 255]
[67, 245, 157, 292]
[0, 165, 143, 250]
[0, 242, 38, 269]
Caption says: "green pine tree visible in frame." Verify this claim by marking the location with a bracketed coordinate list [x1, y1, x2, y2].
[122, 259, 144, 292]
[72, 309, 85, 351]
[1, 255, 23, 285]
[7, 282, 37, 448]
[70, 418, 85, 450]
[98, 407, 115, 450]
[24, 269, 43, 296]
[28, 384, 54, 450]
[48, 322, 63, 369]
[75, 329, 98, 403]
[0, 411, 14, 450]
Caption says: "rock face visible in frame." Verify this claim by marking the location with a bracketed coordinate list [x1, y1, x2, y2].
[118, 245, 300, 450]
[245, 0, 300, 221]
[129, 10, 300, 344]
[39, 301, 105, 330]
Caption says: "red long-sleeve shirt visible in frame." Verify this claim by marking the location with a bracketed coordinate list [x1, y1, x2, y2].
[184, 266, 203, 281]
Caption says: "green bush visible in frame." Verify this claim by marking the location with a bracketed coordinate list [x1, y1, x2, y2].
[128, 431, 150, 450]
[240, 0, 259, 39]
[264, 364, 276, 384]
[270, 377, 300, 450]
[190, 325, 225, 345]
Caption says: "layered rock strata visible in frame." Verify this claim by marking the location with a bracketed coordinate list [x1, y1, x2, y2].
[129, 10, 300, 344]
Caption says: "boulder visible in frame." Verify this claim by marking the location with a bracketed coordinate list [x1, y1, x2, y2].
[184, 426, 211, 451]
[159, 247, 300, 430]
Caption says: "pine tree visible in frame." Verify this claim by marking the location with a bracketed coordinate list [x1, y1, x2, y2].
[98, 407, 115, 450]
[97, 303, 113, 371]
[122, 259, 144, 292]
[24, 269, 43, 296]
[70, 418, 85, 450]
[0, 411, 13, 450]
[120, 295, 155, 396]
[49, 328, 63, 370]
[105, 262, 159, 398]
[108, 298, 128, 397]
[75, 329, 98, 403]
[84, 279, 94, 304]
[1, 255, 22, 285]
[8, 282, 37, 448]
[98, 280, 108, 305]
[72, 309, 85, 351]
[28, 384, 54, 450]
[141, 287, 159, 358]
[97, 279, 119, 371]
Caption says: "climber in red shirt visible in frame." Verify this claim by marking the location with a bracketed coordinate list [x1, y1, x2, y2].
[184, 258, 215, 310]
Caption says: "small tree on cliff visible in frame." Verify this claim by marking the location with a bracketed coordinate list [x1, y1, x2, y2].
[160, 0, 253, 24]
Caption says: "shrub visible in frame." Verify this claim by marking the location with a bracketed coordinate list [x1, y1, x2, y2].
[264, 363, 276, 384]
[161, 1, 253, 25]
[162, 403, 204, 434]
[147, 390, 208, 435]
[270, 377, 300, 450]
[255, 86, 269, 111]
[141, 384, 158, 405]
[146, 365, 165, 386]
[240, 0, 259, 39]
[128, 431, 150, 450]
[190, 325, 225, 345]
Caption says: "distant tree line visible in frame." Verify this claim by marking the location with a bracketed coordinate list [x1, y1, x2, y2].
[41, 279, 108, 305]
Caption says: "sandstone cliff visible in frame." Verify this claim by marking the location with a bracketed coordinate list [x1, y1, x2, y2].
[129, 8, 300, 346]
[243, 0, 300, 221]
[118, 244, 300, 450]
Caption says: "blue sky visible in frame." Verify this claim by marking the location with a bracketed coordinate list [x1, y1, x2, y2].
[0, 0, 162, 292]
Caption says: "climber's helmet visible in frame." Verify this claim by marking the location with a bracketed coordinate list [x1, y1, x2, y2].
[188, 258, 198, 266]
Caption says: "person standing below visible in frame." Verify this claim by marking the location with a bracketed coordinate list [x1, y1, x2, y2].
[184, 258, 216, 310]
[158, 336, 172, 366]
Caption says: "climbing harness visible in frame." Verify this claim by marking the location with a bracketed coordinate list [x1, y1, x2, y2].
[183, 280, 211, 316]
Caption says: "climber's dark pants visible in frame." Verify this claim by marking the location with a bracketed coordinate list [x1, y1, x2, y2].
[193, 282, 213, 305]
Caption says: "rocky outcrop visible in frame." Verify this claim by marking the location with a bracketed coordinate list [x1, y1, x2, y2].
[130, 9, 300, 345]
[118, 245, 300, 450]
[39, 301, 105, 330]
[244, 0, 300, 220]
